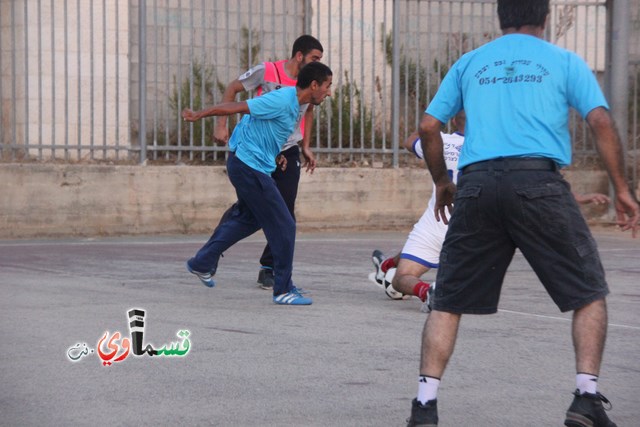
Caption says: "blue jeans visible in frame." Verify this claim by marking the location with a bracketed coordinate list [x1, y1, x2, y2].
[189, 153, 296, 295]
[259, 144, 301, 269]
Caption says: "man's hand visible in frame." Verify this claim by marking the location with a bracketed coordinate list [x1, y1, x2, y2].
[213, 123, 230, 146]
[301, 146, 317, 174]
[614, 191, 640, 238]
[587, 107, 638, 238]
[181, 108, 200, 122]
[276, 154, 287, 172]
[434, 182, 457, 224]
[574, 192, 610, 205]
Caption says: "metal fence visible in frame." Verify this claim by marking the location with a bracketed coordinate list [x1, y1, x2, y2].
[631, 61, 640, 189]
[0, 0, 637, 184]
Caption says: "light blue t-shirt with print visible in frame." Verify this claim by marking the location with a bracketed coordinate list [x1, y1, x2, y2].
[229, 86, 301, 174]
[426, 34, 608, 168]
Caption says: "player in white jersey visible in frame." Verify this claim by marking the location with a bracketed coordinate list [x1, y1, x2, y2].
[371, 111, 465, 311]
[401, 129, 464, 266]
[372, 108, 609, 312]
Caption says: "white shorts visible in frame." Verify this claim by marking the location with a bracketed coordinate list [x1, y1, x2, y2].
[400, 208, 447, 269]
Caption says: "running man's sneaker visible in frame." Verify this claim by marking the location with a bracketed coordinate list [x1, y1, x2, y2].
[186, 261, 216, 288]
[420, 282, 436, 313]
[406, 398, 438, 427]
[565, 390, 617, 427]
[257, 267, 275, 290]
[273, 290, 313, 305]
[290, 285, 309, 295]
[371, 249, 386, 287]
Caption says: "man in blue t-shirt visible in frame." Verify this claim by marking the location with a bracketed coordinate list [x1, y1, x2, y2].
[181, 62, 332, 306]
[406, 1, 639, 426]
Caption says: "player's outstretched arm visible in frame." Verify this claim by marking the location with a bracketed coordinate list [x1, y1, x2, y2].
[587, 107, 640, 237]
[182, 101, 249, 123]
[573, 192, 610, 205]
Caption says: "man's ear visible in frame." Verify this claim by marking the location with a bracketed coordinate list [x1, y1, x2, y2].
[295, 51, 304, 63]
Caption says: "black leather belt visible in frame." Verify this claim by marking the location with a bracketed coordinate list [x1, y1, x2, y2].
[462, 157, 558, 173]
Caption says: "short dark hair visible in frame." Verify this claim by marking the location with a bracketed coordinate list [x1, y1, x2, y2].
[497, 0, 549, 30]
[296, 62, 332, 89]
[291, 35, 324, 57]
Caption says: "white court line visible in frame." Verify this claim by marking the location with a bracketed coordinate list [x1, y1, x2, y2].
[498, 309, 640, 331]
[0, 236, 401, 247]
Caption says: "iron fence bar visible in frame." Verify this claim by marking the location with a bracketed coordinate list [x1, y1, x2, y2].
[37, 0, 42, 160]
[116, 0, 122, 161]
[327, 0, 333, 162]
[414, 0, 421, 132]
[632, 63, 639, 192]
[76, 0, 81, 159]
[24, 1, 30, 158]
[338, 0, 344, 163]
[102, 0, 107, 158]
[200, 0, 206, 161]
[90, 0, 95, 159]
[304, 0, 311, 33]
[391, 0, 400, 168]
[64, 0, 68, 159]
[50, 0, 56, 158]
[9, 0, 16, 160]
[188, 0, 194, 161]
[0, 2, 3, 158]
[152, 0, 158, 160]
[139, 0, 148, 163]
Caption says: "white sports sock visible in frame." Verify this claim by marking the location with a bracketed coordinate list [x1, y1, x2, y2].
[576, 373, 598, 394]
[417, 375, 440, 404]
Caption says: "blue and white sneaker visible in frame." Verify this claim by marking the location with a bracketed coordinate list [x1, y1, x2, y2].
[290, 285, 309, 295]
[186, 261, 216, 288]
[273, 289, 313, 305]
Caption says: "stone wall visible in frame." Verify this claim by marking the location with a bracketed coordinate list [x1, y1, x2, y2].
[0, 164, 616, 239]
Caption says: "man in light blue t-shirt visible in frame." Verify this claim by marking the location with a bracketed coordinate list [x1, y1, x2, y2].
[181, 62, 332, 306]
[406, 1, 639, 426]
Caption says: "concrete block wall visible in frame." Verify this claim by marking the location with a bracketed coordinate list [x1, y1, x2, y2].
[0, 164, 616, 239]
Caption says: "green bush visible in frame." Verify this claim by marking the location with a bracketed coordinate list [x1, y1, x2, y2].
[168, 59, 216, 147]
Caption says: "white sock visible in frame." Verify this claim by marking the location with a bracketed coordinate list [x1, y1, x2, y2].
[417, 375, 440, 404]
[576, 373, 598, 394]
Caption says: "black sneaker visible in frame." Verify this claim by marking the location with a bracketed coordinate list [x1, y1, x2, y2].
[565, 389, 617, 427]
[371, 249, 386, 287]
[257, 268, 275, 290]
[420, 282, 436, 313]
[406, 398, 438, 427]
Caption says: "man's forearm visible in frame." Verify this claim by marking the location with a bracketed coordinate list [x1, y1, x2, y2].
[217, 80, 246, 126]
[419, 115, 449, 185]
[301, 106, 314, 150]
[184, 101, 249, 121]
[589, 107, 630, 192]
[423, 137, 449, 185]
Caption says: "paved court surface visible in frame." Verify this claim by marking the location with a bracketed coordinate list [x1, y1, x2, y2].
[0, 228, 638, 426]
